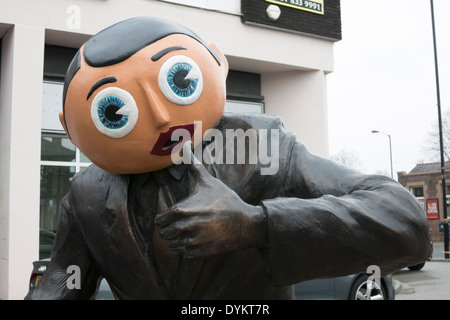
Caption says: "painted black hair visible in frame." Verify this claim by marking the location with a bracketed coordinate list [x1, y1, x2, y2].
[62, 16, 221, 137]
[84, 16, 221, 67]
[62, 49, 81, 138]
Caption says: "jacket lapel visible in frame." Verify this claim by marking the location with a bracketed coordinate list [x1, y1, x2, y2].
[105, 173, 167, 299]
[165, 165, 205, 299]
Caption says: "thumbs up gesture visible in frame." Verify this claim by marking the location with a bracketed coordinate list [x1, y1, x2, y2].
[155, 142, 268, 259]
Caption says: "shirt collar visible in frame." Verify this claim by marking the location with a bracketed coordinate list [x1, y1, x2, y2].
[133, 164, 186, 187]
[167, 164, 186, 181]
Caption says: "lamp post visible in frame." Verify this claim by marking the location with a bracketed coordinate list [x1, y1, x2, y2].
[371, 130, 393, 179]
[430, 0, 449, 259]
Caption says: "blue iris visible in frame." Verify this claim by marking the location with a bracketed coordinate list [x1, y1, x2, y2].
[97, 95, 128, 129]
[167, 63, 198, 97]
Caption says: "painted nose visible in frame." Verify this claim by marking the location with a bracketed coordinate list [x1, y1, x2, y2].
[144, 86, 170, 129]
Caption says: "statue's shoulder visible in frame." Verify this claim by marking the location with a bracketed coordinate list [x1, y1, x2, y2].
[216, 113, 286, 132]
[70, 164, 128, 198]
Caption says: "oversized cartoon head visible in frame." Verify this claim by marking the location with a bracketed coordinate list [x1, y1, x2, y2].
[61, 16, 228, 174]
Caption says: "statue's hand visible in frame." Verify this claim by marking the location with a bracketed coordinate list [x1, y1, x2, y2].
[155, 143, 267, 259]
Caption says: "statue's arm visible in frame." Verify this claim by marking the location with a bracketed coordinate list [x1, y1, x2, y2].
[262, 141, 431, 286]
[25, 195, 101, 300]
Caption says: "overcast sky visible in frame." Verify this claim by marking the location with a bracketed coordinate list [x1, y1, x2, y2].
[327, 0, 450, 177]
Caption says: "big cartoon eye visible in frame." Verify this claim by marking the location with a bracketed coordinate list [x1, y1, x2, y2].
[91, 87, 138, 138]
[158, 55, 203, 105]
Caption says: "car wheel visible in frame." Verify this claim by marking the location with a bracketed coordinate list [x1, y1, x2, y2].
[408, 262, 425, 271]
[349, 274, 387, 300]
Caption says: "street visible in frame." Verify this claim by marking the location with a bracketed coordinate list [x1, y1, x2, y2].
[393, 254, 450, 300]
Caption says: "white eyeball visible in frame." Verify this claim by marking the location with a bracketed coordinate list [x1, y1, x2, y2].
[91, 87, 138, 138]
[158, 55, 203, 105]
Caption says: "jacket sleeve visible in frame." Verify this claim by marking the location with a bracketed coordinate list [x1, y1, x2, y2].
[262, 138, 432, 286]
[25, 190, 102, 300]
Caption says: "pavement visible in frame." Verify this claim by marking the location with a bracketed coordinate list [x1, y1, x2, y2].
[393, 278, 414, 295]
[393, 242, 450, 297]
[429, 242, 449, 261]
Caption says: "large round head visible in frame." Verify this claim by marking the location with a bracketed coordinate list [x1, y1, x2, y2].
[61, 17, 228, 174]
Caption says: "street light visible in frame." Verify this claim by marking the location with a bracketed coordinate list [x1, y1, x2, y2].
[371, 130, 393, 179]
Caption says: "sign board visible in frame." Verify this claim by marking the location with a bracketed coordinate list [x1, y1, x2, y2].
[426, 199, 439, 220]
[241, 0, 341, 41]
[265, 0, 324, 15]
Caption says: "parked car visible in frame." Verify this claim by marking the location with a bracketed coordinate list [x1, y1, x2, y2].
[294, 273, 395, 300]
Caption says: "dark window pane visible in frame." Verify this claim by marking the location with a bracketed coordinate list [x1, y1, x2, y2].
[411, 187, 424, 198]
[39, 165, 75, 259]
[41, 134, 76, 162]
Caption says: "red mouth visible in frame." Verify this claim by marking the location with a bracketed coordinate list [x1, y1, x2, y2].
[151, 123, 196, 156]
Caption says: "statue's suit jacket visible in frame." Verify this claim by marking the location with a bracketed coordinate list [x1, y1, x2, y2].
[27, 114, 431, 300]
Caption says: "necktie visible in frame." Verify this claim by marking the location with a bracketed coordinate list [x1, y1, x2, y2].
[153, 170, 181, 297]
[152, 166, 204, 299]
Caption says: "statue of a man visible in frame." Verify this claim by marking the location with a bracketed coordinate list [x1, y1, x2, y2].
[27, 16, 431, 300]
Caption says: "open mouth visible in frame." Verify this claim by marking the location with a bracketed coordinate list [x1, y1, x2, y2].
[151, 123, 196, 156]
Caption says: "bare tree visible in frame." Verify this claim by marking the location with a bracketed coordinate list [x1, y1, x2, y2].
[330, 149, 362, 170]
[424, 109, 450, 162]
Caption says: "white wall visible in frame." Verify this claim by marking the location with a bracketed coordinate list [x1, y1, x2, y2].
[262, 70, 329, 157]
[0, 25, 44, 300]
[0, 0, 334, 72]
[160, 0, 241, 14]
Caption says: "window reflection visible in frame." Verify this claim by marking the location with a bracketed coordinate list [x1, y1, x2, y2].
[39, 165, 75, 259]
[40, 79, 92, 259]
[41, 134, 76, 162]
[39, 132, 91, 259]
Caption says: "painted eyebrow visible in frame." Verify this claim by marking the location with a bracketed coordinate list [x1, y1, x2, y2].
[152, 46, 187, 61]
[86, 76, 118, 100]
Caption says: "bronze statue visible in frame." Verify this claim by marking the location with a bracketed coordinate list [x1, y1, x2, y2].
[27, 17, 431, 300]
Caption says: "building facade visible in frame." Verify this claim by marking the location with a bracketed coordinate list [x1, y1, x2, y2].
[0, 0, 341, 299]
[398, 162, 450, 242]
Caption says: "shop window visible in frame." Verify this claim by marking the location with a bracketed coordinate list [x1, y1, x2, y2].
[225, 70, 264, 114]
[410, 186, 424, 211]
[40, 80, 91, 259]
[39, 133, 91, 259]
[225, 100, 263, 114]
